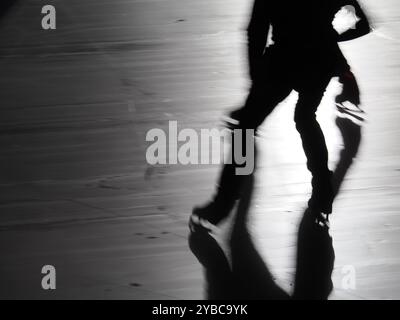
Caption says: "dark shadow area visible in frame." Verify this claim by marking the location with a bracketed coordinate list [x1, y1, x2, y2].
[291, 209, 335, 299]
[189, 112, 363, 300]
[332, 114, 363, 197]
[189, 173, 290, 300]
[0, 0, 17, 19]
[229, 173, 290, 300]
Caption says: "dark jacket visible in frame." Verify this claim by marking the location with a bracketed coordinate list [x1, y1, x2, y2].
[247, 0, 371, 79]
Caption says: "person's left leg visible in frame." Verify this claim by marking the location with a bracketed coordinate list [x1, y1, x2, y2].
[191, 46, 292, 227]
[294, 80, 333, 214]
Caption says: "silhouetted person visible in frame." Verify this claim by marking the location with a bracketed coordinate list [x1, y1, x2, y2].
[191, 0, 371, 226]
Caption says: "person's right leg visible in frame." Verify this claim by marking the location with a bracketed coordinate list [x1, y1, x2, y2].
[294, 81, 334, 215]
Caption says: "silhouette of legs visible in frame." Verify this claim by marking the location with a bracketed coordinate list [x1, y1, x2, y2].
[192, 57, 291, 224]
[295, 81, 334, 214]
[193, 46, 335, 224]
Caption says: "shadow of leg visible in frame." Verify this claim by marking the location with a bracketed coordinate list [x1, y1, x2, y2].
[332, 116, 363, 197]
[230, 174, 290, 300]
[190, 113, 363, 300]
[188, 226, 236, 300]
[190, 166, 289, 300]
[292, 210, 335, 300]
[293, 113, 363, 300]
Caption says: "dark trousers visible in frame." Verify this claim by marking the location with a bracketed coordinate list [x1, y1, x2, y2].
[217, 45, 334, 203]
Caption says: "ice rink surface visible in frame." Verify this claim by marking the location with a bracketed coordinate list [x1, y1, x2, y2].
[0, 0, 399, 299]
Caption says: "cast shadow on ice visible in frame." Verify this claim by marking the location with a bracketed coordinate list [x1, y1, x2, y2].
[189, 112, 363, 300]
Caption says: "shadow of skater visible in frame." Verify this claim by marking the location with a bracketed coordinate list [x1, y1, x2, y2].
[189, 112, 363, 300]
